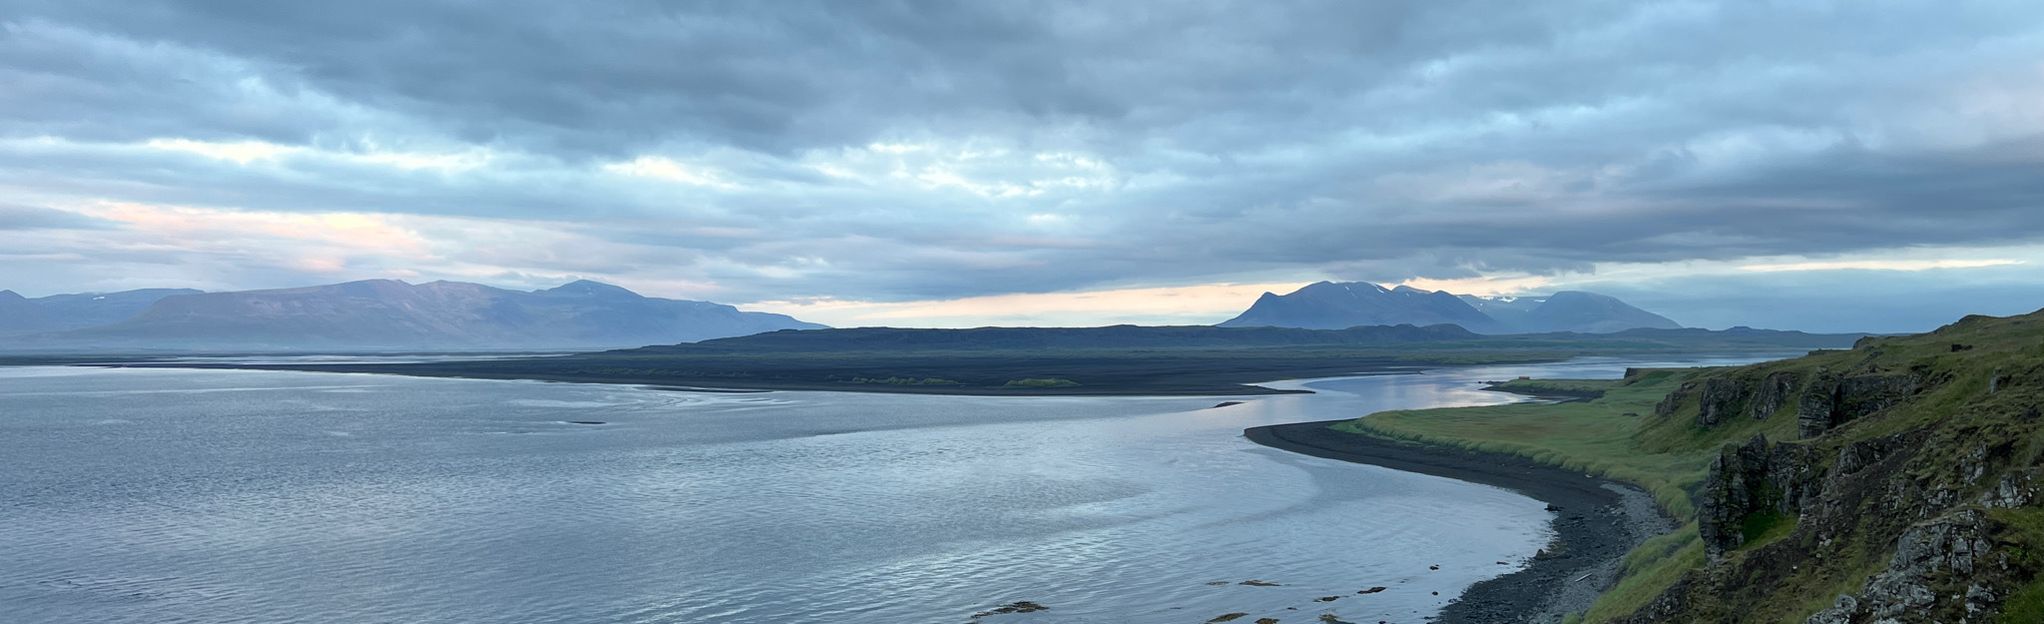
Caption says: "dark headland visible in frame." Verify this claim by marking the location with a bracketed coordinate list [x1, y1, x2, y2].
[84, 324, 1863, 396]
[1245, 420, 1671, 624]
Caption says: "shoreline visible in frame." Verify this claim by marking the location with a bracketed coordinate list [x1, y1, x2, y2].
[1244, 420, 1673, 624]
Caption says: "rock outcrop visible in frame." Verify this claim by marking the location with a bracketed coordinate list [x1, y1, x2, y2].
[1804, 511, 2008, 623]
[1698, 435, 1821, 559]
[1661, 371, 1804, 428]
[1983, 468, 2042, 509]
[1797, 369, 1842, 438]
[1608, 310, 2044, 623]
[1795, 370, 1921, 439]
[1836, 372, 1921, 422]
[1749, 371, 1799, 420]
[1655, 381, 1696, 419]
[1697, 378, 1749, 427]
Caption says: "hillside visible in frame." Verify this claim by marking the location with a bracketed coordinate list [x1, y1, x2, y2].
[1342, 309, 2044, 622]
[0, 288, 202, 335]
[1464, 291, 1682, 333]
[1220, 282, 1510, 332]
[0, 290, 49, 334]
[8, 279, 821, 351]
[1222, 281, 1680, 334]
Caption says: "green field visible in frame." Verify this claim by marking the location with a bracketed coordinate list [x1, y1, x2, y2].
[1482, 377, 1624, 398]
[1336, 369, 1725, 620]
[1334, 311, 2044, 621]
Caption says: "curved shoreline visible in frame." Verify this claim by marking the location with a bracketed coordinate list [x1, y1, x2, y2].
[1244, 420, 1673, 624]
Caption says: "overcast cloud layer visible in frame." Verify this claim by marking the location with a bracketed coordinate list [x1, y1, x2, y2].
[3, 1, 2043, 331]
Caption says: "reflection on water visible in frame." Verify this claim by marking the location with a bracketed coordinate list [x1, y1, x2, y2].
[0, 355, 1780, 623]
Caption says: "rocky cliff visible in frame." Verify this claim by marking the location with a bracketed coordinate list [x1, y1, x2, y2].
[1613, 312, 2044, 623]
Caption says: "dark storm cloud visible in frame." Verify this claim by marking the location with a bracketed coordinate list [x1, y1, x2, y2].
[3, 0, 2044, 304]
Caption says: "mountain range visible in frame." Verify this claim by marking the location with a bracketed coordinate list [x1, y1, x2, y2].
[0, 279, 822, 351]
[1219, 281, 1681, 334]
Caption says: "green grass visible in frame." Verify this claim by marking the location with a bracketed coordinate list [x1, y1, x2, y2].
[2001, 585, 2044, 624]
[1994, 508, 2044, 624]
[1740, 509, 1794, 546]
[1582, 531, 1705, 622]
[1486, 377, 1623, 397]
[1321, 311, 2044, 622]
[1331, 367, 1800, 621]
[1336, 370, 1711, 519]
[1002, 377, 1080, 388]
[847, 376, 961, 385]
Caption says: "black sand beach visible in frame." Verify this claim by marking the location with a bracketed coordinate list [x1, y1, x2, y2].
[1244, 421, 1672, 624]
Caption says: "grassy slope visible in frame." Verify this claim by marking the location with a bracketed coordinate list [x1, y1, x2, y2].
[1484, 377, 1623, 398]
[1336, 369, 1723, 621]
[1338, 310, 2044, 622]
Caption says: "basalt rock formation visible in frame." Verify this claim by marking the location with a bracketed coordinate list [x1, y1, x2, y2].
[1612, 311, 2044, 623]
[1750, 371, 1800, 421]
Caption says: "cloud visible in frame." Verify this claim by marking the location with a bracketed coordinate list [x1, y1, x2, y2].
[746, 281, 1308, 328]
[1, 1, 2043, 329]
[1738, 259, 2024, 273]
[0, 203, 114, 230]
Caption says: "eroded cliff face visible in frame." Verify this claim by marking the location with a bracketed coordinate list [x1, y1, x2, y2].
[1806, 510, 2010, 623]
[1697, 435, 1819, 560]
[1613, 315, 2044, 623]
[1751, 371, 1800, 421]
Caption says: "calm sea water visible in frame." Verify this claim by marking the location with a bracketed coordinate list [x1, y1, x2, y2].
[0, 355, 1775, 623]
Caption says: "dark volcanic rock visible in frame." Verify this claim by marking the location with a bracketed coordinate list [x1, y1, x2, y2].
[1749, 371, 1799, 420]
[1700, 436, 1771, 558]
[1697, 378, 1749, 427]
[1799, 370, 1921, 439]
[1655, 381, 1697, 419]
[1698, 435, 1821, 559]
[970, 601, 1048, 618]
[1797, 369, 1842, 438]
[1836, 373, 1921, 422]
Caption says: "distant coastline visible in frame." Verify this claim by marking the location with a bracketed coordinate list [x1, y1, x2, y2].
[84, 359, 1380, 396]
[27, 323, 1859, 397]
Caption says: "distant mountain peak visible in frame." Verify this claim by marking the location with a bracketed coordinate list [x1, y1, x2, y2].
[1459, 290, 1680, 333]
[1219, 280, 1506, 332]
[1220, 280, 1680, 334]
[539, 279, 641, 299]
[1, 278, 823, 350]
[0, 287, 200, 336]
[334, 278, 410, 288]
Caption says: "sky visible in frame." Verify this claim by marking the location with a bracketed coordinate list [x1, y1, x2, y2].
[3, 1, 2043, 333]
